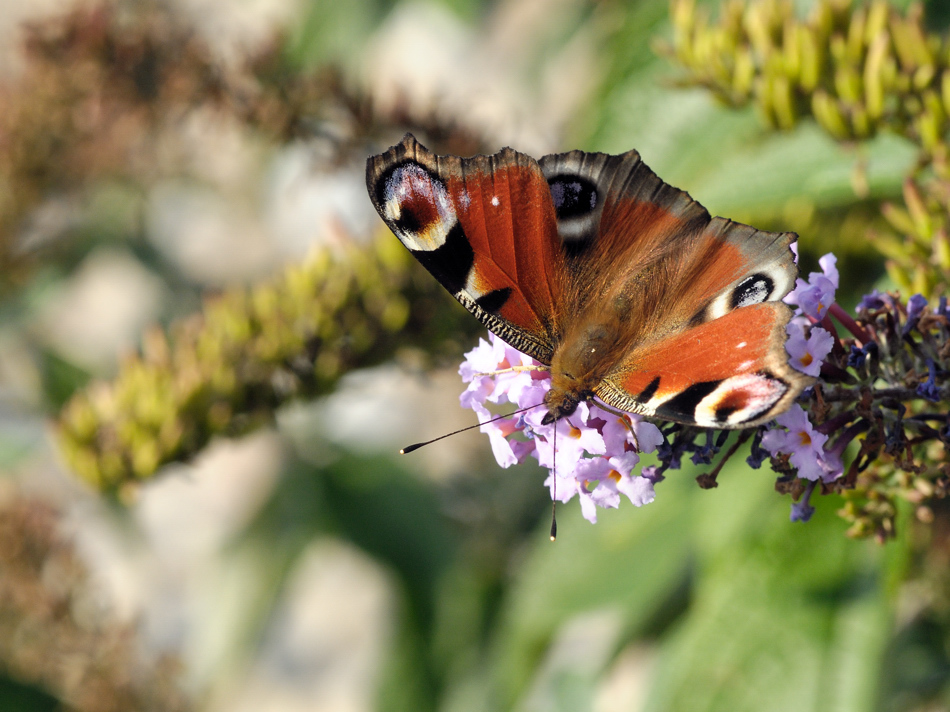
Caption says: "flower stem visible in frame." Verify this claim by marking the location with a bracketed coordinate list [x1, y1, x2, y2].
[696, 430, 753, 488]
[829, 303, 872, 343]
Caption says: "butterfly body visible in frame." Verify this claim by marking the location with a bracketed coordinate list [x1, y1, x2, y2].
[544, 313, 629, 421]
[367, 134, 811, 430]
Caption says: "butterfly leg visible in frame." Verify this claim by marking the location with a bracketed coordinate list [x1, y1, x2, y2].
[590, 399, 642, 452]
[473, 364, 549, 378]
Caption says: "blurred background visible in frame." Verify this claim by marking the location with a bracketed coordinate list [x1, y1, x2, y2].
[1, 0, 949, 710]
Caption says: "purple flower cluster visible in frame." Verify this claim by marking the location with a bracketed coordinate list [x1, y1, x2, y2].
[459, 335, 663, 523]
[761, 252, 844, 519]
[456, 247, 949, 536]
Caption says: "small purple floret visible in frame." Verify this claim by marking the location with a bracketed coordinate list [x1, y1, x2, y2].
[785, 321, 834, 377]
[847, 344, 867, 369]
[856, 289, 886, 312]
[746, 428, 769, 469]
[917, 359, 940, 402]
[785, 253, 839, 320]
[790, 481, 817, 523]
[761, 405, 843, 483]
[903, 293, 928, 335]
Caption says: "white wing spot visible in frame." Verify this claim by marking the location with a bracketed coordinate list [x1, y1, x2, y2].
[737, 342, 747, 349]
[491, 196, 500, 207]
[462, 270, 489, 301]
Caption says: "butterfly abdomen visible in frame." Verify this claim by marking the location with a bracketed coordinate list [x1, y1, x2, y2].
[545, 319, 627, 421]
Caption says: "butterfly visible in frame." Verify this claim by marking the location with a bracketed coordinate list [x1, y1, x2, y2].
[366, 134, 811, 431]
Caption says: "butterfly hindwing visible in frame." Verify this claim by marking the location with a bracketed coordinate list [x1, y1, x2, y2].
[596, 302, 802, 428]
[580, 211, 805, 428]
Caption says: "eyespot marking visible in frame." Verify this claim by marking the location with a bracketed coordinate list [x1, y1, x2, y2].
[381, 162, 457, 252]
[705, 272, 779, 321]
[731, 274, 774, 309]
[693, 373, 788, 427]
[548, 175, 598, 220]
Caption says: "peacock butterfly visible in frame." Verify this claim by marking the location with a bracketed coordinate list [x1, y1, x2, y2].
[366, 134, 811, 431]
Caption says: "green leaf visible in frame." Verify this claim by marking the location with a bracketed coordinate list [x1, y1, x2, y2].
[489, 466, 697, 710]
[644, 461, 890, 712]
[39, 347, 91, 411]
[0, 674, 58, 712]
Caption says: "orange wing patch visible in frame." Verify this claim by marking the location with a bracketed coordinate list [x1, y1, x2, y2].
[597, 303, 805, 428]
[445, 161, 566, 335]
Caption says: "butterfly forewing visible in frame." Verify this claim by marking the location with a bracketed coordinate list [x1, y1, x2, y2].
[367, 134, 566, 362]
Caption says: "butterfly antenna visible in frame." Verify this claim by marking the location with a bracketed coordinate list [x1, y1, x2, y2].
[550, 419, 558, 542]
[399, 403, 541, 454]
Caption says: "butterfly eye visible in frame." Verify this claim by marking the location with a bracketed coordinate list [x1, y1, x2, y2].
[731, 274, 774, 309]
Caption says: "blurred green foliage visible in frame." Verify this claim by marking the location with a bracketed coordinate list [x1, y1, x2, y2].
[0, 675, 58, 712]
[663, 0, 950, 296]
[224, 446, 898, 712]
[56, 237, 479, 491]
